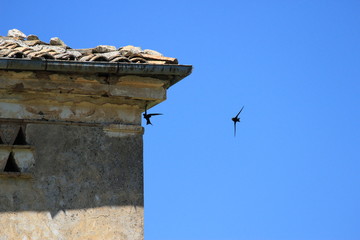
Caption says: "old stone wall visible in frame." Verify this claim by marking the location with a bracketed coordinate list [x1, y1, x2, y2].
[0, 123, 144, 240]
[0, 62, 180, 239]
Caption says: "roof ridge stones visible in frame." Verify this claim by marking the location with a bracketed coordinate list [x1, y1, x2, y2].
[0, 29, 178, 64]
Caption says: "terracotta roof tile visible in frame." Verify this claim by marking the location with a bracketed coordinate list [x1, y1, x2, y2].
[0, 29, 179, 65]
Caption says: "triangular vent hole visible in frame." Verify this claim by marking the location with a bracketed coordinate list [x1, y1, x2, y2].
[13, 127, 27, 145]
[4, 153, 20, 172]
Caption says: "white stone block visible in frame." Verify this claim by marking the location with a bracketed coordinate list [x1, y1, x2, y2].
[12, 149, 35, 172]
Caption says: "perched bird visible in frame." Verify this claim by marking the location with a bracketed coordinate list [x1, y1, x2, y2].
[231, 106, 244, 136]
[143, 104, 163, 125]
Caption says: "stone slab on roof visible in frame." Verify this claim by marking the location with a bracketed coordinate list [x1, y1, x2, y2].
[0, 29, 178, 64]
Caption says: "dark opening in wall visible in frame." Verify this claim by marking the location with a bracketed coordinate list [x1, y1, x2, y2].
[0, 136, 3, 144]
[13, 127, 27, 145]
[4, 153, 20, 172]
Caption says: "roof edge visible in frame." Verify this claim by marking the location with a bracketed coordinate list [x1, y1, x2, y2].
[0, 58, 192, 86]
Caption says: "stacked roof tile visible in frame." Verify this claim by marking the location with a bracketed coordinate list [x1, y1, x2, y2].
[0, 29, 178, 64]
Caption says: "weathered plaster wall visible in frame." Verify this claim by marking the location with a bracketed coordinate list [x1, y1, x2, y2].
[0, 123, 144, 240]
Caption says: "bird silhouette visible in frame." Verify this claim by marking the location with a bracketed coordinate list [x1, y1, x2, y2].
[143, 104, 163, 125]
[232, 106, 244, 136]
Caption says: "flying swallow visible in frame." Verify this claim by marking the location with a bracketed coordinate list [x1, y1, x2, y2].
[143, 104, 163, 125]
[232, 106, 244, 136]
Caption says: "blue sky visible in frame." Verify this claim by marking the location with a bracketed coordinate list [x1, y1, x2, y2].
[3, 0, 360, 239]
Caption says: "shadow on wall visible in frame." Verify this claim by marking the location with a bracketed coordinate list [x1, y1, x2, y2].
[0, 123, 143, 218]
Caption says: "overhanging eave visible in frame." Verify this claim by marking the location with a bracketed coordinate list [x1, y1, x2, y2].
[0, 58, 192, 88]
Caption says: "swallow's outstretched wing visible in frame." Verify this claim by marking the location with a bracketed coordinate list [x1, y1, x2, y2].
[235, 106, 244, 118]
[144, 103, 149, 115]
[147, 113, 163, 116]
[233, 121, 237, 137]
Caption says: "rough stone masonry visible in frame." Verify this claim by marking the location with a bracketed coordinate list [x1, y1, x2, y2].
[0, 29, 192, 240]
